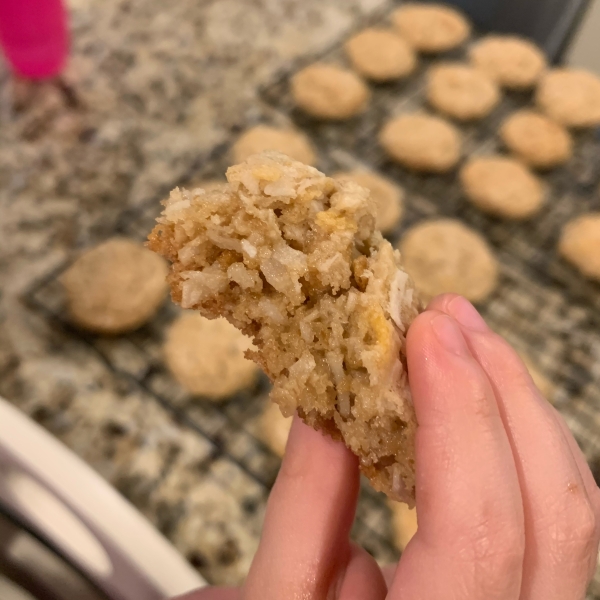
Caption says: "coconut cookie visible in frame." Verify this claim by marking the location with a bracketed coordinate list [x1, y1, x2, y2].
[379, 112, 462, 173]
[148, 151, 422, 504]
[258, 402, 293, 457]
[62, 237, 168, 334]
[469, 35, 547, 90]
[233, 125, 316, 166]
[536, 69, 600, 128]
[499, 110, 573, 170]
[559, 213, 600, 281]
[521, 355, 554, 402]
[388, 500, 418, 551]
[460, 156, 545, 219]
[333, 170, 404, 233]
[164, 312, 258, 399]
[291, 63, 370, 120]
[391, 3, 470, 54]
[399, 219, 499, 303]
[426, 63, 500, 121]
[345, 27, 417, 82]
[187, 180, 227, 193]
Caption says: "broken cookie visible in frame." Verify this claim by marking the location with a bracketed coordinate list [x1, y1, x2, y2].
[148, 151, 421, 504]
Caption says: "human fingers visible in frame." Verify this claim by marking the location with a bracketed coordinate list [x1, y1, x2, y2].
[242, 416, 385, 600]
[389, 309, 525, 600]
[431, 294, 600, 600]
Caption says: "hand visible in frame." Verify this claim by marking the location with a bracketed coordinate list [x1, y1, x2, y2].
[178, 294, 600, 600]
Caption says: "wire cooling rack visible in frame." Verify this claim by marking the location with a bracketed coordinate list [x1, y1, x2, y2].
[22, 1, 600, 595]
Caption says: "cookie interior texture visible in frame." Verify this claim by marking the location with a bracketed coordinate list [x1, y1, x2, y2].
[148, 151, 421, 504]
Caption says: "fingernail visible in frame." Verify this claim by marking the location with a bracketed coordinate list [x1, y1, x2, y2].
[448, 296, 488, 332]
[432, 314, 470, 356]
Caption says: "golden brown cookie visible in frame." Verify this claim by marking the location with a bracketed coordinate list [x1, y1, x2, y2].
[536, 69, 600, 128]
[460, 156, 546, 219]
[232, 125, 316, 165]
[164, 313, 259, 399]
[388, 500, 418, 551]
[521, 355, 554, 401]
[499, 110, 573, 170]
[379, 112, 462, 173]
[559, 213, 600, 281]
[426, 62, 500, 121]
[258, 402, 293, 457]
[391, 3, 470, 53]
[399, 219, 499, 303]
[344, 27, 417, 82]
[333, 170, 404, 233]
[62, 237, 168, 334]
[149, 151, 422, 504]
[291, 63, 370, 120]
[469, 35, 547, 90]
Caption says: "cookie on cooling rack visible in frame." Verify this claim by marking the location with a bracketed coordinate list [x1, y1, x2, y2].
[536, 69, 600, 128]
[499, 110, 573, 170]
[426, 62, 500, 121]
[344, 27, 417, 82]
[388, 499, 418, 551]
[379, 112, 462, 173]
[469, 35, 547, 90]
[164, 312, 259, 400]
[460, 155, 546, 220]
[559, 213, 600, 281]
[61, 237, 168, 334]
[233, 125, 316, 166]
[333, 169, 404, 233]
[258, 401, 292, 457]
[398, 219, 499, 303]
[291, 63, 370, 120]
[391, 3, 470, 53]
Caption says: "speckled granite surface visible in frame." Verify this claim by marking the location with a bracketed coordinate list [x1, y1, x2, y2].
[0, 0, 390, 585]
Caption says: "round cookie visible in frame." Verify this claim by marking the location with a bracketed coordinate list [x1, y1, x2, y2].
[232, 125, 316, 165]
[291, 63, 370, 120]
[559, 213, 600, 281]
[499, 110, 573, 170]
[379, 112, 462, 173]
[333, 170, 404, 233]
[521, 355, 554, 401]
[388, 500, 418, 551]
[391, 3, 470, 53]
[258, 402, 293, 457]
[344, 27, 417, 82]
[399, 219, 499, 303]
[536, 69, 600, 128]
[62, 237, 168, 334]
[164, 313, 259, 400]
[469, 35, 547, 90]
[426, 62, 500, 121]
[460, 156, 545, 219]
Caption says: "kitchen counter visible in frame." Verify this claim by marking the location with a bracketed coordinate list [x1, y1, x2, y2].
[0, 0, 389, 584]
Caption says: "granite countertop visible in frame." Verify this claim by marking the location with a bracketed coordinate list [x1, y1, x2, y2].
[0, 0, 390, 585]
